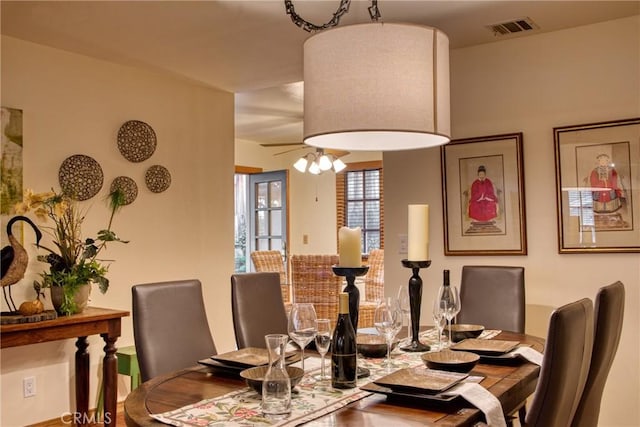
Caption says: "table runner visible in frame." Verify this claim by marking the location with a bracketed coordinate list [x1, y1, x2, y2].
[151, 330, 518, 427]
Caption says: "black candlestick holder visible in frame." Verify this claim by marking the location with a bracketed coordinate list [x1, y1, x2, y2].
[400, 259, 431, 352]
[332, 265, 370, 378]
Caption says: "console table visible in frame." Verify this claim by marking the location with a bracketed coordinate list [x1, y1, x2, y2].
[1, 307, 129, 427]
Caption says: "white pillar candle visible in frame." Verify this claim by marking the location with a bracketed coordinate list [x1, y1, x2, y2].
[408, 204, 429, 261]
[338, 226, 362, 267]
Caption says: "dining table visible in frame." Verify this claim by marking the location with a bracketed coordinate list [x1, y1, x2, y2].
[124, 330, 544, 427]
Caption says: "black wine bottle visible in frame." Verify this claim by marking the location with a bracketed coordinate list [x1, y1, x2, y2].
[440, 270, 454, 307]
[331, 292, 357, 389]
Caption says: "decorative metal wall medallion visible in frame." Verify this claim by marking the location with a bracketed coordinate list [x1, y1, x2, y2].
[145, 165, 171, 193]
[110, 176, 138, 205]
[58, 154, 104, 201]
[117, 120, 157, 162]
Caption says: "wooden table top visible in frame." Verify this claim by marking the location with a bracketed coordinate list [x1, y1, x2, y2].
[125, 331, 544, 426]
[0, 307, 130, 348]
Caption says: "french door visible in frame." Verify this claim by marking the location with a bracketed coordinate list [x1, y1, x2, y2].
[248, 170, 288, 270]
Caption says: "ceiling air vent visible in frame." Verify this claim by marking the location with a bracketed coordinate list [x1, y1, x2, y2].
[487, 17, 538, 36]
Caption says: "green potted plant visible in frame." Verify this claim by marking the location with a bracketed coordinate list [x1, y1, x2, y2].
[15, 188, 128, 315]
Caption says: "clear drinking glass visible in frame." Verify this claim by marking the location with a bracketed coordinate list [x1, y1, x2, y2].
[287, 303, 317, 372]
[374, 297, 403, 371]
[432, 298, 447, 350]
[397, 285, 411, 344]
[438, 285, 460, 347]
[314, 319, 331, 381]
[262, 334, 291, 419]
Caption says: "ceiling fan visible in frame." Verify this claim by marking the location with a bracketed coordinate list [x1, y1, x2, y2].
[260, 142, 350, 158]
[261, 142, 349, 174]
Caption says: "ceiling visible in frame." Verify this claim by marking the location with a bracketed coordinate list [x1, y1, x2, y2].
[2, 1, 638, 146]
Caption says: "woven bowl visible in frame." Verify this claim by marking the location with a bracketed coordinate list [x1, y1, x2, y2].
[357, 334, 400, 358]
[422, 350, 480, 373]
[240, 366, 304, 394]
[444, 324, 485, 342]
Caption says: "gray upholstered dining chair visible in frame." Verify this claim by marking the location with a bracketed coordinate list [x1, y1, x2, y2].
[458, 265, 526, 333]
[231, 272, 289, 349]
[458, 265, 527, 425]
[571, 281, 625, 427]
[525, 298, 594, 427]
[132, 279, 217, 382]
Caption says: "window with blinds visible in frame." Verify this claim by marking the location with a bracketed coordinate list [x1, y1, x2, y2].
[336, 161, 384, 254]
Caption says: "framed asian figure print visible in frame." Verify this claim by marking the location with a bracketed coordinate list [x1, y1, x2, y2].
[441, 133, 527, 256]
[554, 118, 640, 253]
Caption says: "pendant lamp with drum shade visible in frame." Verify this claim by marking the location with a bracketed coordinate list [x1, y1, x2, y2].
[285, 0, 450, 151]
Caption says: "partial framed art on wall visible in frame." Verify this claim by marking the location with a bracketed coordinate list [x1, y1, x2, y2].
[554, 118, 640, 253]
[441, 133, 527, 256]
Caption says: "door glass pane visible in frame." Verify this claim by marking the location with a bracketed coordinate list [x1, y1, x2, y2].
[365, 201, 380, 228]
[365, 170, 380, 198]
[271, 210, 282, 235]
[347, 201, 364, 228]
[257, 238, 269, 250]
[257, 210, 267, 236]
[257, 183, 268, 208]
[270, 181, 282, 207]
[234, 174, 248, 273]
[347, 171, 363, 199]
[365, 231, 380, 252]
[271, 239, 282, 251]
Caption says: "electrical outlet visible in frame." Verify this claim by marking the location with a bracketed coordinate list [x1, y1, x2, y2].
[398, 234, 408, 254]
[23, 376, 36, 398]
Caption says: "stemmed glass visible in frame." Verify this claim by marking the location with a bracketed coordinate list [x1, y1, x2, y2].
[396, 285, 411, 344]
[432, 298, 447, 350]
[374, 297, 403, 371]
[288, 303, 317, 372]
[314, 319, 331, 382]
[438, 285, 460, 347]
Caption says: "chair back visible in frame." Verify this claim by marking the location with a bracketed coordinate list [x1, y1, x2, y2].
[526, 298, 594, 427]
[290, 254, 341, 321]
[365, 249, 384, 303]
[132, 279, 216, 382]
[231, 272, 289, 349]
[571, 281, 625, 427]
[250, 250, 290, 302]
[458, 265, 525, 332]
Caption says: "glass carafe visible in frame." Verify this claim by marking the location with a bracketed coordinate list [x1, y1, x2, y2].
[262, 334, 291, 419]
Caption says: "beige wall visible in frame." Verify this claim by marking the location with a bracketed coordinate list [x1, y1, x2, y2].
[385, 16, 640, 426]
[1, 36, 235, 426]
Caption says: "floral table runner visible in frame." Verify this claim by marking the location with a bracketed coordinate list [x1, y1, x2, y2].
[151, 330, 504, 427]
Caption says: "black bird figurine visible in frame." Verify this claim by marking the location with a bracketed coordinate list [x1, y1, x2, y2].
[1, 215, 42, 313]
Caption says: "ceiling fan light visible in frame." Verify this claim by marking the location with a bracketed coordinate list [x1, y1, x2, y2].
[332, 158, 346, 172]
[308, 161, 321, 175]
[293, 156, 309, 172]
[318, 154, 333, 171]
[303, 22, 451, 151]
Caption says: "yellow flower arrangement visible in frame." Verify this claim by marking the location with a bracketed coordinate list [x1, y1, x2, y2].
[15, 188, 128, 315]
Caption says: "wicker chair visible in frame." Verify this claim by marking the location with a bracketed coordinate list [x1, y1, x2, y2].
[290, 254, 342, 325]
[250, 250, 290, 303]
[359, 249, 385, 328]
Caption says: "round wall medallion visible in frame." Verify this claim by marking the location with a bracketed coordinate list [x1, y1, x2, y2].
[58, 154, 104, 201]
[110, 176, 138, 205]
[117, 120, 157, 162]
[145, 165, 171, 193]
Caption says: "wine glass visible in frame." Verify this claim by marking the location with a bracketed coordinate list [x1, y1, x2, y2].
[314, 319, 332, 382]
[374, 297, 403, 371]
[396, 285, 411, 344]
[432, 298, 447, 350]
[439, 285, 460, 347]
[287, 303, 317, 372]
